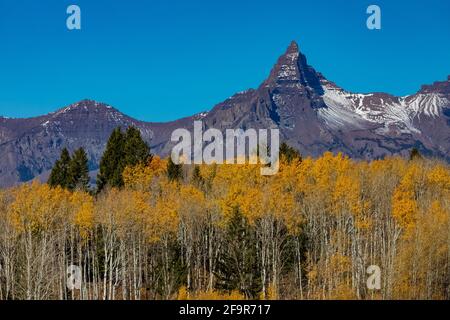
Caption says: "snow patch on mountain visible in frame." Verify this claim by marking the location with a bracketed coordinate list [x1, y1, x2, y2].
[318, 82, 449, 134]
[318, 85, 377, 130]
[405, 93, 447, 119]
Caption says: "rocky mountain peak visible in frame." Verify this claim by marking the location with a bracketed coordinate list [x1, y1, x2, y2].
[263, 41, 323, 95]
[54, 99, 114, 114]
[265, 41, 301, 85]
[285, 40, 300, 54]
[0, 41, 449, 188]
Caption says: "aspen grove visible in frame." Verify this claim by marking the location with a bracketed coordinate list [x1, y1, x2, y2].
[0, 153, 449, 300]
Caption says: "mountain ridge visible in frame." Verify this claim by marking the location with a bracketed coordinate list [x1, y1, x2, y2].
[1, 41, 449, 187]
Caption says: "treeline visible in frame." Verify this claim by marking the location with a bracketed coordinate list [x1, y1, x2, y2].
[48, 148, 90, 192]
[0, 131, 449, 300]
[48, 126, 151, 193]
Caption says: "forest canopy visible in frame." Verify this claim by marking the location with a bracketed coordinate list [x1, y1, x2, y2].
[0, 151, 449, 300]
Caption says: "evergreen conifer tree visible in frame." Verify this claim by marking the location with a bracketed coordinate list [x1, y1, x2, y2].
[69, 148, 90, 191]
[97, 126, 151, 192]
[48, 148, 72, 189]
[97, 128, 126, 191]
[215, 208, 261, 298]
[279, 142, 302, 163]
[167, 157, 183, 182]
[191, 165, 204, 187]
[124, 126, 151, 166]
[410, 147, 422, 160]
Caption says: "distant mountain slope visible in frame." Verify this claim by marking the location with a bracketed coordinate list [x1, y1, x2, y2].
[1, 41, 449, 187]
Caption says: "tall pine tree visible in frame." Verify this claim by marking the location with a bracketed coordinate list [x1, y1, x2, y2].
[69, 148, 90, 191]
[97, 126, 151, 192]
[124, 126, 151, 166]
[48, 148, 90, 191]
[214, 208, 261, 298]
[97, 128, 126, 191]
[191, 165, 204, 188]
[48, 148, 72, 189]
[279, 142, 302, 163]
[167, 157, 183, 182]
[410, 147, 422, 160]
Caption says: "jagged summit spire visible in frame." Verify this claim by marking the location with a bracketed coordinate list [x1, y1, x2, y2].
[264, 41, 301, 85]
[286, 40, 299, 54]
[263, 41, 323, 94]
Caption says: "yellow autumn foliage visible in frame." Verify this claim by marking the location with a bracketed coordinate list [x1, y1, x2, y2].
[71, 191, 94, 239]
[177, 286, 245, 300]
[9, 181, 71, 233]
[0, 153, 449, 300]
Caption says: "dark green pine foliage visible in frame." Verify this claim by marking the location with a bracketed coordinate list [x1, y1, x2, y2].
[191, 165, 204, 188]
[279, 142, 302, 164]
[124, 126, 152, 166]
[410, 147, 422, 161]
[49, 148, 91, 191]
[48, 148, 72, 189]
[69, 148, 90, 191]
[97, 127, 125, 191]
[97, 126, 151, 192]
[214, 208, 261, 299]
[167, 157, 183, 182]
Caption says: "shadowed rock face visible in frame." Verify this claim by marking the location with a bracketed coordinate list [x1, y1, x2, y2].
[1, 41, 449, 187]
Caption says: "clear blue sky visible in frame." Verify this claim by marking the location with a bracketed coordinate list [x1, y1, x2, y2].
[0, 0, 449, 122]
